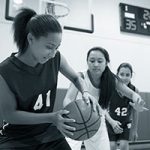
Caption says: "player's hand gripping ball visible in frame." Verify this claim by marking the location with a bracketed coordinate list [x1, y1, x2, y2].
[63, 99, 101, 141]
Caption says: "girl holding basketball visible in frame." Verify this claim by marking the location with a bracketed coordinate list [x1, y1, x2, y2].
[106, 63, 139, 150]
[0, 8, 99, 150]
[63, 47, 146, 150]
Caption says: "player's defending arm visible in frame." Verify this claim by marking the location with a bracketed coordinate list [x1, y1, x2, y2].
[115, 78, 147, 112]
[63, 83, 78, 107]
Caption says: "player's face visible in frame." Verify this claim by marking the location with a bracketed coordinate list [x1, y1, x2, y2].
[29, 32, 62, 64]
[118, 67, 132, 85]
[87, 51, 107, 76]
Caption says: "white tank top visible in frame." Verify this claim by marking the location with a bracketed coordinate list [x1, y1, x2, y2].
[76, 71, 106, 117]
[76, 71, 100, 100]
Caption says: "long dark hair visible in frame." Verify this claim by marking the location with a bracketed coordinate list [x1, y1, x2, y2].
[13, 8, 62, 54]
[87, 47, 116, 109]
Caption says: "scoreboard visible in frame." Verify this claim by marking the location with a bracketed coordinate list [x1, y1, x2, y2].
[120, 3, 150, 36]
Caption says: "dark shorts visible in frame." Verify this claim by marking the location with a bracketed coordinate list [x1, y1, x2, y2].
[106, 121, 131, 141]
[0, 138, 71, 150]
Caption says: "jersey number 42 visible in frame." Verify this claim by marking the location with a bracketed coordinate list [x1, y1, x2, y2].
[115, 107, 127, 116]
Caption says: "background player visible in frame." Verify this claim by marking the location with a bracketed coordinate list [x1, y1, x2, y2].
[106, 63, 139, 150]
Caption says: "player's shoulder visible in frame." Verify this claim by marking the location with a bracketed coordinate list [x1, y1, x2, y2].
[0, 75, 16, 106]
[0, 74, 6, 85]
[0, 74, 11, 93]
[0, 57, 10, 69]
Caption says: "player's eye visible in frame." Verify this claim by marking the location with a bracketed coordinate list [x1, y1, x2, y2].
[119, 73, 124, 76]
[98, 61, 103, 63]
[46, 45, 53, 50]
[90, 60, 95, 63]
[126, 74, 130, 77]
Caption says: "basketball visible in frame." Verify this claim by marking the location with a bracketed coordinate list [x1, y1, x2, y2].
[63, 99, 101, 141]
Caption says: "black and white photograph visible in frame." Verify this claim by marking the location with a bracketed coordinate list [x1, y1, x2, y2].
[0, 0, 150, 150]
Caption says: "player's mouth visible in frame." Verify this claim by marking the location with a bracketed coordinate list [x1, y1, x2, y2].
[93, 69, 100, 72]
[40, 57, 51, 64]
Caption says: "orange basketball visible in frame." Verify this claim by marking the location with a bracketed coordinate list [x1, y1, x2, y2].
[63, 99, 101, 141]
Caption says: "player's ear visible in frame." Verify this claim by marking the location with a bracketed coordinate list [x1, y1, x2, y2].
[27, 33, 34, 45]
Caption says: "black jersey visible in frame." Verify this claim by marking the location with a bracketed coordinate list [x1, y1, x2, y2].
[0, 52, 64, 148]
[108, 84, 136, 127]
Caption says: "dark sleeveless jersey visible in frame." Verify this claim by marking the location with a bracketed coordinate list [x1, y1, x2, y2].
[108, 84, 136, 127]
[0, 52, 64, 148]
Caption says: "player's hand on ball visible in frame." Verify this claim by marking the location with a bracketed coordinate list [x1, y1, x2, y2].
[82, 91, 102, 114]
[53, 110, 76, 136]
[82, 91, 90, 104]
[63, 99, 101, 140]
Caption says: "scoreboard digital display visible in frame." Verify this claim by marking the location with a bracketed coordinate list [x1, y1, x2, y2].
[120, 3, 150, 36]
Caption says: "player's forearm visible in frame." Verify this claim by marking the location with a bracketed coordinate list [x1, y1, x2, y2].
[73, 75, 88, 94]
[116, 79, 140, 102]
[3, 110, 56, 125]
[105, 111, 114, 125]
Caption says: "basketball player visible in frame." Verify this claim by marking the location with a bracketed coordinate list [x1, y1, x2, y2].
[63, 47, 146, 150]
[106, 63, 139, 150]
[0, 8, 99, 149]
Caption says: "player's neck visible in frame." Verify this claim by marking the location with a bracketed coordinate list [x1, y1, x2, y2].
[87, 70, 101, 88]
[16, 50, 38, 67]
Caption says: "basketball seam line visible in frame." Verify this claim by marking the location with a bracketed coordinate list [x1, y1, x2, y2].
[75, 101, 90, 139]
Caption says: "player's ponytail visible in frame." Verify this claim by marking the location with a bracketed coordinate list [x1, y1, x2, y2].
[13, 8, 36, 53]
[13, 8, 62, 54]
[99, 66, 116, 109]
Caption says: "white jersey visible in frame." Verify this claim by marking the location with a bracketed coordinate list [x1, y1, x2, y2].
[77, 71, 100, 100]
[66, 71, 110, 150]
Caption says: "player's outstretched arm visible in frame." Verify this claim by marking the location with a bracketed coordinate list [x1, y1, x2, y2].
[63, 83, 78, 107]
[115, 78, 148, 112]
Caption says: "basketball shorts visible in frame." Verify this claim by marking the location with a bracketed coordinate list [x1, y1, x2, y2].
[0, 137, 71, 150]
[66, 114, 110, 150]
[106, 121, 131, 141]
